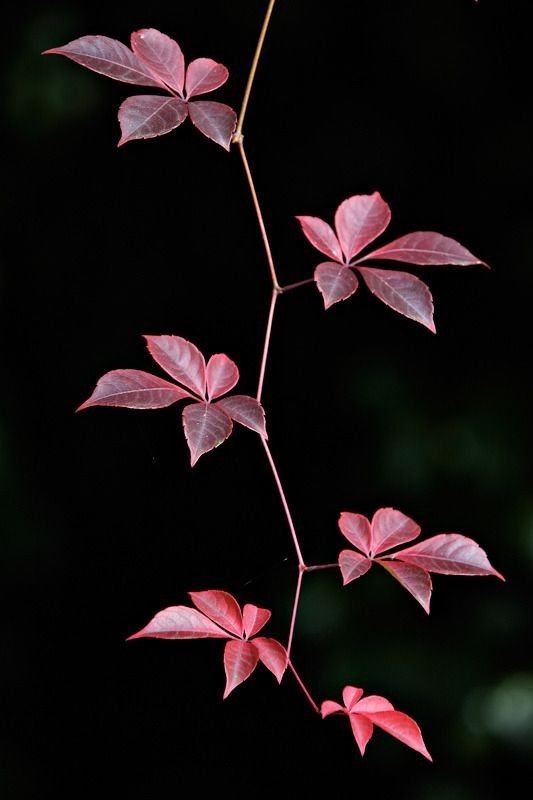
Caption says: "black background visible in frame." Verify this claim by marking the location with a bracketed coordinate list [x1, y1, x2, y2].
[2, 1, 532, 797]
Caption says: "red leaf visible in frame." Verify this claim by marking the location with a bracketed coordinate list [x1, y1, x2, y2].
[242, 604, 271, 638]
[342, 686, 364, 710]
[295, 216, 343, 262]
[144, 335, 206, 397]
[392, 533, 505, 579]
[206, 354, 239, 400]
[127, 605, 229, 640]
[189, 590, 243, 637]
[349, 715, 374, 756]
[223, 640, 259, 699]
[42, 35, 164, 87]
[377, 560, 432, 614]
[339, 550, 372, 585]
[360, 231, 486, 267]
[321, 700, 344, 718]
[188, 101, 237, 150]
[118, 95, 188, 145]
[371, 507, 421, 556]
[216, 395, 267, 438]
[185, 58, 229, 98]
[77, 369, 192, 411]
[314, 263, 359, 309]
[182, 403, 233, 466]
[334, 193, 391, 261]
[130, 28, 185, 95]
[362, 710, 432, 761]
[253, 638, 287, 683]
[352, 695, 394, 713]
[338, 512, 372, 555]
[357, 267, 435, 332]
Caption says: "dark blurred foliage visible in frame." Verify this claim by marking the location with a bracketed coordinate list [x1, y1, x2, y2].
[1, 1, 532, 797]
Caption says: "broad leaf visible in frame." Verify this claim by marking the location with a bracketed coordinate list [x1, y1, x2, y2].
[242, 604, 271, 638]
[182, 403, 233, 466]
[371, 507, 421, 556]
[357, 267, 435, 332]
[335, 193, 391, 261]
[363, 711, 432, 761]
[216, 395, 267, 437]
[342, 686, 364, 710]
[339, 550, 372, 585]
[188, 101, 237, 150]
[186, 58, 229, 97]
[223, 640, 259, 699]
[393, 534, 504, 579]
[361, 231, 486, 267]
[314, 262, 359, 309]
[338, 512, 372, 555]
[349, 715, 374, 756]
[378, 561, 432, 613]
[321, 700, 344, 718]
[352, 695, 394, 714]
[295, 216, 343, 262]
[118, 96, 188, 145]
[43, 35, 164, 87]
[206, 354, 239, 400]
[189, 590, 243, 637]
[127, 605, 229, 640]
[77, 369, 192, 411]
[130, 28, 185, 95]
[144, 335, 206, 397]
[253, 638, 287, 683]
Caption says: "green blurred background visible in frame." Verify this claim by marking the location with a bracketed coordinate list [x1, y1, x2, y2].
[2, 1, 532, 796]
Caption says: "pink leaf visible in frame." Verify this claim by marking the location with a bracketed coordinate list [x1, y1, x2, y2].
[130, 28, 185, 95]
[352, 695, 394, 713]
[392, 534, 505, 579]
[253, 638, 287, 683]
[339, 550, 372, 585]
[223, 640, 259, 699]
[295, 216, 343, 262]
[144, 335, 206, 397]
[242, 604, 271, 638]
[185, 58, 229, 98]
[363, 710, 432, 761]
[77, 369, 192, 411]
[349, 715, 374, 756]
[357, 267, 435, 332]
[334, 193, 391, 261]
[189, 590, 243, 637]
[206, 354, 239, 400]
[42, 35, 164, 87]
[360, 231, 486, 267]
[321, 700, 344, 718]
[216, 395, 267, 438]
[314, 263, 359, 309]
[342, 686, 364, 710]
[371, 507, 421, 556]
[182, 403, 233, 466]
[127, 605, 229, 640]
[118, 96, 188, 146]
[338, 512, 372, 555]
[378, 560, 432, 614]
[188, 101, 237, 150]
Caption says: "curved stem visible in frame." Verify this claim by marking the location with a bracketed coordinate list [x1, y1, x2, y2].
[235, 0, 277, 138]
[257, 288, 279, 401]
[288, 660, 320, 714]
[261, 439, 305, 567]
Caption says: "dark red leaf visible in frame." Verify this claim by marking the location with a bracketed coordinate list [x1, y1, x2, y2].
[206, 354, 239, 400]
[253, 638, 287, 683]
[338, 512, 372, 555]
[242, 604, 271, 638]
[223, 640, 259, 699]
[360, 231, 486, 267]
[335, 193, 391, 261]
[182, 403, 233, 466]
[215, 395, 267, 437]
[118, 96, 188, 145]
[185, 58, 229, 98]
[130, 28, 185, 95]
[295, 216, 343, 262]
[77, 369, 192, 411]
[357, 267, 435, 332]
[392, 533, 504, 579]
[188, 101, 237, 150]
[314, 263, 359, 309]
[144, 335, 206, 397]
[370, 507, 421, 556]
[339, 550, 372, 585]
[378, 560, 432, 614]
[127, 605, 229, 640]
[189, 590, 243, 637]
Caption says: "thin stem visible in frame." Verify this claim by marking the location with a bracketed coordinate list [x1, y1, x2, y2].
[287, 567, 304, 657]
[288, 660, 320, 714]
[305, 563, 340, 573]
[261, 439, 305, 567]
[280, 277, 315, 293]
[235, 0, 277, 138]
[257, 289, 278, 401]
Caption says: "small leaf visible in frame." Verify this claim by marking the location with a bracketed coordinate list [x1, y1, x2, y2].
[349, 715, 374, 756]
[352, 695, 394, 713]
[342, 686, 364, 710]
[295, 216, 343, 262]
[362, 710, 432, 761]
[253, 638, 287, 683]
[339, 550, 372, 585]
[118, 96, 188, 145]
[77, 369, 192, 411]
[314, 263, 359, 309]
[188, 101, 237, 150]
[360, 231, 486, 267]
[321, 700, 344, 718]
[378, 560, 432, 613]
[144, 335, 206, 397]
[334, 193, 391, 261]
[371, 508, 421, 556]
[185, 58, 229, 98]
[357, 267, 435, 332]
[242, 604, 271, 638]
[338, 512, 372, 555]
[127, 605, 229, 640]
[216, 395, 267, 438]
[130, 28, 185, 95]
[223, 640, 259, 699]
[182, 403, 233, 466]
[206, 354, 239, 400]
[189, 590, 243, 637]
[392, 534, 504, 579]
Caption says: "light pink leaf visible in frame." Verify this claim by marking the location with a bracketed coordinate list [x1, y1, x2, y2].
[188, 101, 237, 150]
[42, 35, 164, 87]
[334, 193, 391, 261]
[295, 216, 343, 262]
[378, 560, 432, 614]
[392, 534, 505, 579]
[189, 590, 243, 637]
[77, 369, 192, 411]
[357, 267, 435, 332]
[363, 710, 432, 761]
[314, 263, 359, 309]
[118, 96, 188, 146]
[352, 695, 394, 714]
[253, 638, 287, 683]
[349, 714, 374, 756]
[321, 700, 345, 718]
[338, 512, 372, 555]
[206, 354, 239, 400]
[130, 28, 185, 95]
[242, 604, 271, 638]
[223, 640, 259, 699]
[371, 508, 421, 556]
[127, 605, 229, 640]
[360, 231, 486, 267]
[185, 58, 229, 98]
[339, 550, 372, 585]
[216, 395, 267, 438]
[342, 686, 364, 710]
[182, 403, 233, 466]
[144, 335, 206, 397]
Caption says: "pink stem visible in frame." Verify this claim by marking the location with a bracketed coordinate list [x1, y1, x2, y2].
[288, 660, 320, 714]
[305, 563, 339, 573]
[257, 288, 278, 401]
[280, 277, 314, 293]
[287, 567, 304, 657]
[261, 439, 305, 567]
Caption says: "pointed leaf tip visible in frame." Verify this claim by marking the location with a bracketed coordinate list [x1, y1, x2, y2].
[182, 403, 233, 466]
[223, 640, 259, 699]
[357, 268, 435, 332]
[189, 590, 243, 637]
